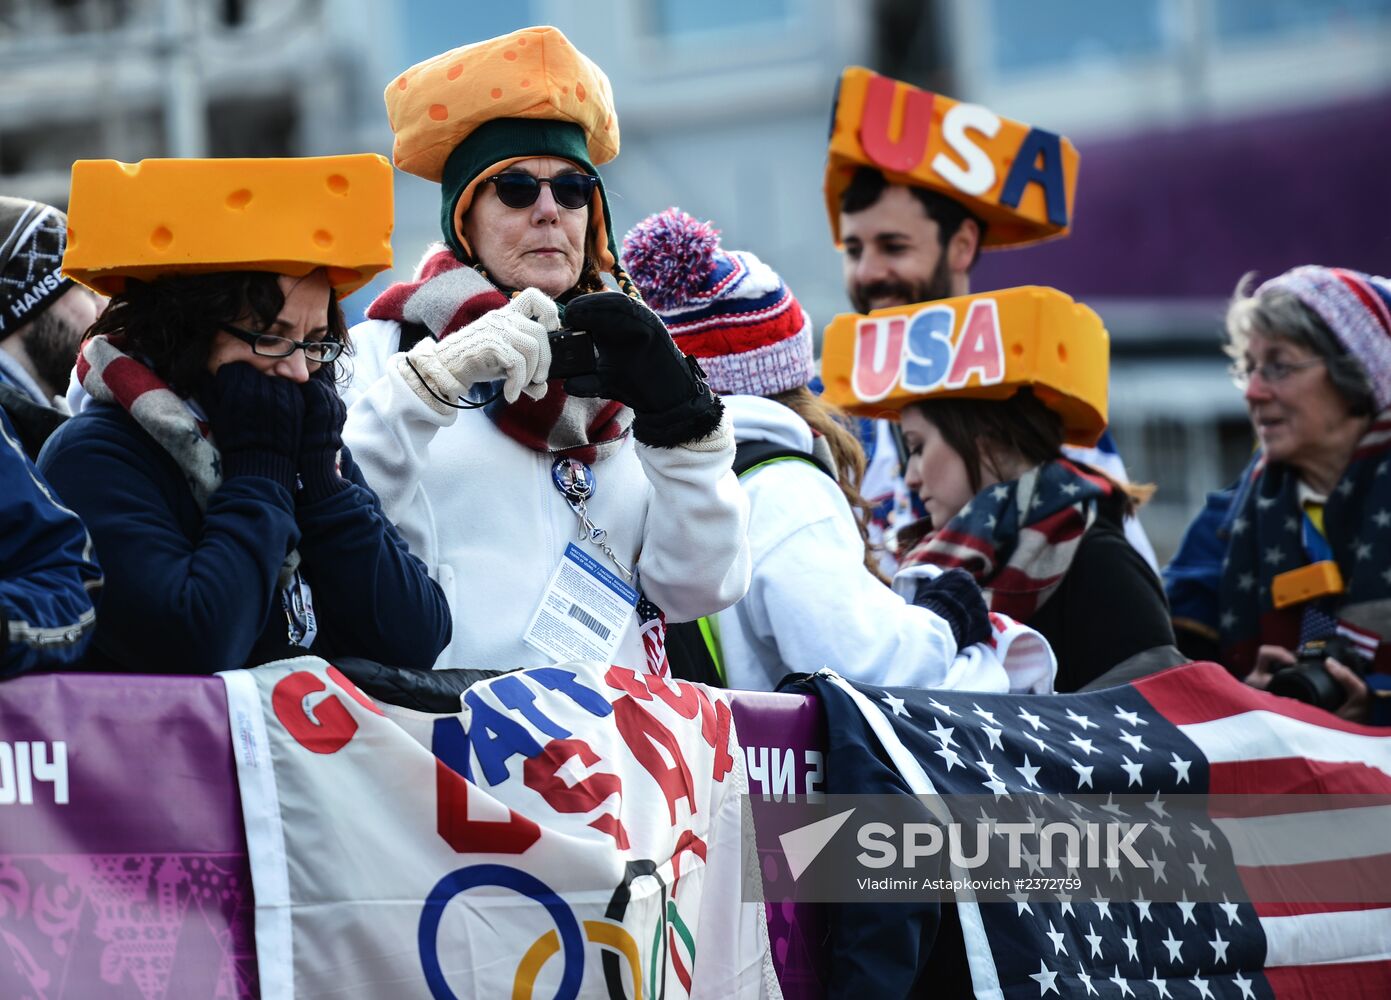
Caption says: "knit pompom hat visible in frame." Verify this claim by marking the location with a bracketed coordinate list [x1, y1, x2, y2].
[622, 208, 814, 397]
[1257, 266, 1391, 410]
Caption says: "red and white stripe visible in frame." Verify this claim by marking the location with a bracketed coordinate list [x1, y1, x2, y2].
[1139, 663, 1391, 994]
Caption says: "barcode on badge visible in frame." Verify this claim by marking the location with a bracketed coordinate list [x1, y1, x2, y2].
[567, 604, 611, 640]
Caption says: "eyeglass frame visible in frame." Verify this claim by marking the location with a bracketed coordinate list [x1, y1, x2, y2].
[218, 322, 344, 364]
[482, 172, 600, 211]
[1228, 356, 1324, 389]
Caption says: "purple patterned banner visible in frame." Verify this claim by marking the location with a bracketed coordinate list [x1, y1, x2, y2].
[0, 673, 257, 1000]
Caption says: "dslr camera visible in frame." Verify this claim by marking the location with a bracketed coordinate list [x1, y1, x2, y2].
[1268, 634, 1370, 711]
[548, 328, 597, 379]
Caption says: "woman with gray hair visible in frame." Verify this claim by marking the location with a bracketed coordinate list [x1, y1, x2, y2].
[1217, 266, 1391, 724]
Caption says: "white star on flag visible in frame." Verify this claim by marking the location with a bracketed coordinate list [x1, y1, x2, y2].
[929, 719, 957, 747]
[1068, 733, 1099, 756]
[1148, 969, 1172, 998]
[982, 724, 1004, 750]
[1077, 966, 1099, 996]
[927, 697, 957, 717]
[1108, 967, 1135, 997]
[1018, 708, 1049, 731]
[1120, 755, 1144, 786]
[1015, 754, 1042, 787]
[1121, 927, 1139, 962]
[1189, 975, 1214, 999]
[1065, 708, 1098, 730]
[972, 703, 999, 725]
[1168, 751, 1192, 783]
[1118, 731, 1149, 753]
[1114, 706, 1148, 726]
[1209, 930, 1229, 965]
[1161, 927, 1184, 963]
[1218, 896, 1242, 926]
[881, 692, 909, 717]
[1070, 759, 1094, 788]
[1029, 960, 1060, 996]
[1045, 920, 1066, 955]
[1084, 923, 1104, 959]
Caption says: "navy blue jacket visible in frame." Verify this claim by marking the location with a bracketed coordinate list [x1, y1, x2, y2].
[38, 402, 451, 673]
[1, 406, 102, 676]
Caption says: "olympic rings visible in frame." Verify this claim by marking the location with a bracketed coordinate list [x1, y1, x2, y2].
[418, 864, 585, 1000]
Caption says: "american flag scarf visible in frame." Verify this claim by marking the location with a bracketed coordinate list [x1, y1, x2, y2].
[366, 245, 633, 465]
[1219, 411, 1391, 676]
[899, 458, 1115, 621]
[75, 334, 300, 581]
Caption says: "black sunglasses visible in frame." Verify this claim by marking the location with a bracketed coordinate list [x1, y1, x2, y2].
[219, 322, 344, 364]
[484, 172, 599, 211]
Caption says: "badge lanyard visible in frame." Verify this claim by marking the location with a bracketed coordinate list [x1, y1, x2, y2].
[550, 456, 634, 581]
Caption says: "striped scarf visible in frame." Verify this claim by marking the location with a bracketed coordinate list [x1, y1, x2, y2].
[1219, 411, 1391, 675]
[75, 334, 300, 580]
[367, 246, 632, 464]
[899, 458, 1114, 621]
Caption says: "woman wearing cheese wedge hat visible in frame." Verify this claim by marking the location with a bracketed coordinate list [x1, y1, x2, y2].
[39, 155, 451, 673]
[340, 26, 749, 672]
[823, 287, 1178, 692]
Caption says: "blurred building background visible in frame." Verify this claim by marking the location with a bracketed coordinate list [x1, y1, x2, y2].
[2, 0, 1388, 557]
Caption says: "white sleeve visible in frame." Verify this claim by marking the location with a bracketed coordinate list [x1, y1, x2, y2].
[340, 319, 457, 567]
[631, 410, 752, 622]
[737, 504, 970, 690]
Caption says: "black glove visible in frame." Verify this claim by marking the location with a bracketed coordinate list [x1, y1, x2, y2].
[912, 568, 991, 650]
[563, 291, 723, 448]
[298, 368, 349, 501]
[205, 362, 304, 490]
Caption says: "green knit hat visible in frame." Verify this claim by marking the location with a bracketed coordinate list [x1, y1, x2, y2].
[439, 118, 617, 272]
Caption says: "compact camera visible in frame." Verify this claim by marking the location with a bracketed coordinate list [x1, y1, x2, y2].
[548, 328, 597, 379]
[1268, 634, 1370, 711]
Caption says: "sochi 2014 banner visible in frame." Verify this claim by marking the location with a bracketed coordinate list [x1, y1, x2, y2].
[222, 657, 781, 1000]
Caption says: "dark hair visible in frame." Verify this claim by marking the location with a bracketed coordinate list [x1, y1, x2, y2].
[906, 388, 1152, 512]
[841, 167, 987, 261]
[84, 271, 351, 394]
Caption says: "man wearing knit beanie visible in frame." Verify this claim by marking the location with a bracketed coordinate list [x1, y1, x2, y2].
[0, 196, 103, 454]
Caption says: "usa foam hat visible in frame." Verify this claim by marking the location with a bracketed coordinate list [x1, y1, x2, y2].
[825, 67, 1080, 250]
[819, 286, 1109, 446]
[61, 155, 394, 297]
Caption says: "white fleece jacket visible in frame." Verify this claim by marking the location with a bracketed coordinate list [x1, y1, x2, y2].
[715, 394, 989, 691]
[341, 317, 751, 671]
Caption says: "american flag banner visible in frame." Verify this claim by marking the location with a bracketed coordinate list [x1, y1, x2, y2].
[796, 661, 1391, 998]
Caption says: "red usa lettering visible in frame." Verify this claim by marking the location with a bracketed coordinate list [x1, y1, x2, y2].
[0, 741, 68, 806]
[852, 299, 1006, 401]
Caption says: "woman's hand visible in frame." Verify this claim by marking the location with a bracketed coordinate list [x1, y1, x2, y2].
[1326, 657, 1371, 722]
[1243, 644, 1296, 690]
[1245, 643, 1370, 722]
[401, 288, 557, 410]
[564, 291, 722, 447]
[206, 361, 304, 490]
[298, 368, 349, 500]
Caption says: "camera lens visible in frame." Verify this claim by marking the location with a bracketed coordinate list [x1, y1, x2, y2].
[1268, 663, 1345, 711]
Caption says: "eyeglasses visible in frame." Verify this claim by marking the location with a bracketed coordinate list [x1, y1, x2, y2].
[219, 322, 344, 364]
[1228, 356, 1323, 388]
[483, 172, 599, 211]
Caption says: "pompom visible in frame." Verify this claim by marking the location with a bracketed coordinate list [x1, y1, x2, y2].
[621, 207, 722, 311]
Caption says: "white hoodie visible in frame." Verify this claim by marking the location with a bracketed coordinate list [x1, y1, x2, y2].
[715, 394, 1053, 693]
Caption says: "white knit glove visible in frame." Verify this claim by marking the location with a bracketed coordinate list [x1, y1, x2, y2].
[397, 287, 558, 413]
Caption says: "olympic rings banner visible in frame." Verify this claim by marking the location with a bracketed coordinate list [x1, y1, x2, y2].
[223, 657, 783, 1000]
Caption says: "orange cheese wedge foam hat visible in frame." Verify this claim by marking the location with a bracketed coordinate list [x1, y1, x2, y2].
[819, 286, 1109, 447]
[825, 68, 1080, 251]
[385, 25, 623, 274]
[61, 155, 393, 298]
